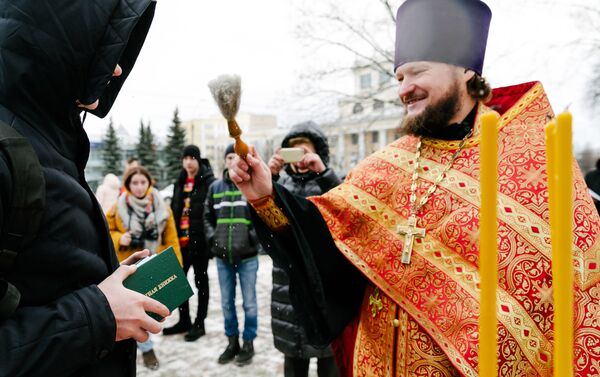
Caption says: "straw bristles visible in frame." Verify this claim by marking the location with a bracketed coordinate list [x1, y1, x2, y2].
[208, 74, 241, 121]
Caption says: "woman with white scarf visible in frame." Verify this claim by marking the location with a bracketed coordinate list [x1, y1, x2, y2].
[107, 166, 182, 370]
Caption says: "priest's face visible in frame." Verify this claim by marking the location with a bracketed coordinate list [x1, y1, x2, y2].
[396, 62, 470, 137]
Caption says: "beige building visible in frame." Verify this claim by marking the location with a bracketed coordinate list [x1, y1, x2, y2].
[181, 113, 280, 174]
[323, 61, 405, 175]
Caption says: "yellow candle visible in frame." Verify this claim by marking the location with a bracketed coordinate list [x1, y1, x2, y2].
[479, 112, 499, 376]
[552, 112, 574, 377]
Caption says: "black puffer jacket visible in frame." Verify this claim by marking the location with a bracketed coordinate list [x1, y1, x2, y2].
[171, 161, 216, 256]
[204, 170, 259, 265]
[271, 121, 342, 358]
[0, 1, 155, 376]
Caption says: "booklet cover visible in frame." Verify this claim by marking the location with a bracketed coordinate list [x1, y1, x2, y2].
[123, 247, 193, 321]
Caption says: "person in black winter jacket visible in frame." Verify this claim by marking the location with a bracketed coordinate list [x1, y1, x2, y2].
[164, 145, 216, 341]
[267, 122, 341, 377]
[204, 144, 260, 366]
[0, 1, 170, 376]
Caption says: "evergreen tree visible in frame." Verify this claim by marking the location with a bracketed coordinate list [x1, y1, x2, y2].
[101, 118, 122, 176]
[136, 120, 151, 171]
[146, 123, 160, 178]
[136, 119, 148, 167]
[164, 107, 187, 183]
[137, 120, 159, 180]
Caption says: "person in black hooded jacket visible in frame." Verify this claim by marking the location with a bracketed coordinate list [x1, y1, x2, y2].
[0, 1, 171, 376]
[266, 121, 341, 377]
[164, 145, 216, 341]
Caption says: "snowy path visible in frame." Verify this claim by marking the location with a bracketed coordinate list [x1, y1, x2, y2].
[136, 255, 319, 376]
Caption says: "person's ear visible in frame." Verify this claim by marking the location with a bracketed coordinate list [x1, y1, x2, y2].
[463, 68, 476, 83]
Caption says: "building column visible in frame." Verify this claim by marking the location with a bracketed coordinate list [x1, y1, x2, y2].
[199, 122, 206, 154]
[379, 129, 387, 149]
[337, 131, 345, 171]
[358, 131, 365, 161]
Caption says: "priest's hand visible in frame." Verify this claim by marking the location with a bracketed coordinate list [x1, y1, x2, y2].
[98, 261, 170, 342]
[230, 145, 273, 200]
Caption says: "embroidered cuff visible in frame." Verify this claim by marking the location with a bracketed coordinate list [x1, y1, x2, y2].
[249, 195, 290, 232]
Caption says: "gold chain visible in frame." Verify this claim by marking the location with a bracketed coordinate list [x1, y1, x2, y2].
[409, 130, 473, 215]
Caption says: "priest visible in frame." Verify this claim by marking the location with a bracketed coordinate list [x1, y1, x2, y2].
[230, 0, 600, 375]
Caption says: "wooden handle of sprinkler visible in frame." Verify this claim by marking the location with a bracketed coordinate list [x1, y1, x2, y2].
[227, 119, 249, 160]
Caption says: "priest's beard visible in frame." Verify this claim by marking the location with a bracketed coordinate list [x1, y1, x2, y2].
[399, 81, 461, 137]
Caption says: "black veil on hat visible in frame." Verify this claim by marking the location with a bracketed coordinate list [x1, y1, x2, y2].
[394, 0, 492, 75]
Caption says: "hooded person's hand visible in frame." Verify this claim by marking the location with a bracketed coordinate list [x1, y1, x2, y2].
[267, 148, 285, 176]
[98, 249, 170, 342]
[296, 145, 326, 174]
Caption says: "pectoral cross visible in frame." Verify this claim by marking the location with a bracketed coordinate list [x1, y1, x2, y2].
[397, 215, 426, 264]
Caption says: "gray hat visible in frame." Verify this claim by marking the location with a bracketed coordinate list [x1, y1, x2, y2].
[224, 143, 235, 159]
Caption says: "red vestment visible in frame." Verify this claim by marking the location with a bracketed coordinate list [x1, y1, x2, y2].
[310, 82, 600, 376]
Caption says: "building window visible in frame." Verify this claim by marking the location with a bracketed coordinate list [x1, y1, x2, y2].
[372, 131, 379, 144]
[379, 71, 390, 86]
[351, 134, 359, 145]
[373, 99, 384, 110]
[360, 73, 371, 89]
[353, 103, 364, 114]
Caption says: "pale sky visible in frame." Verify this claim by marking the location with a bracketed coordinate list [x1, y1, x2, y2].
[84, 0, 599, 150]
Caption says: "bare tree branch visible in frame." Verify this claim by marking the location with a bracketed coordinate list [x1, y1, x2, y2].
[324, 13, 394, 64]
[378, 0, 399, 23]
[292, 0, 401, 114]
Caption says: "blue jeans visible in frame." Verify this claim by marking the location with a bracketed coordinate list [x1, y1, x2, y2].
[216, 257, 258, 341]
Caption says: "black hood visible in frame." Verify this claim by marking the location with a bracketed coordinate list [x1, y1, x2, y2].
[0, 0, 156, 146]
[281, 121, 330, 165]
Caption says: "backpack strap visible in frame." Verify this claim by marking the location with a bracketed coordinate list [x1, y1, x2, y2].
[0, 122, 45, 273]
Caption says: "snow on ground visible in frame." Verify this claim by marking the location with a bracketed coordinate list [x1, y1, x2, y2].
[136, 255, 319, 376]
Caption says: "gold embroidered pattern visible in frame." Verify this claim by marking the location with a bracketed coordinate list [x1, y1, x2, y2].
[355, 285, 462, 377]
[399, 309, 461, 377]
[326, 184, 550, 375]
[249, 195, 290, 232]
[355, 285, 395, 377]
[369, 287, 384, 317]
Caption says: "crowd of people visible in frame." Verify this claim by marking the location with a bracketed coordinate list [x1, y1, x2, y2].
[1, 0, 600, 376]
[92, 126, 342, 374]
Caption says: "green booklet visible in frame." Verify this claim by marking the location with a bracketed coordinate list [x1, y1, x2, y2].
[123, 247, 193, 321]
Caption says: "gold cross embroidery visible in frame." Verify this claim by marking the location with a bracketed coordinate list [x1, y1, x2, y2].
[397, 215, 426, 264]
[369, 287, 383, 318]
